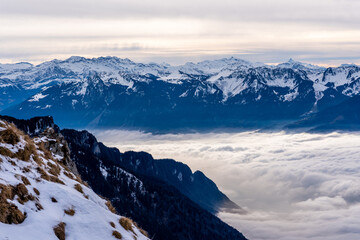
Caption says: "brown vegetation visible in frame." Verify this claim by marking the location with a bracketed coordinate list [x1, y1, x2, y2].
[0, 184, 27, 224]
[53, 222, 66, 240]
[119, 217, 134, 233]
[35, 202, 43, 211]
[106, 200, 117, 214]
[14, 183, 35, 204]
[36, 167, 50, 181]
[21, 176, 31, 185]
[112, 230, 122, 239]
[64, 208, 75, 216]
[15, 143, 38, 162]
[49, 175, 65, 185]
[33, 188, 40, 195]
[0, 128, 20, 145]
[63, 171, 75, 180]
[0, 147, 13, 158]
[48, 162, 61, 176]
[51, 197, 58, 203]
[110, 221, 116, 228]
[38, 142, 54, 160]
[74, 184, 83, 194]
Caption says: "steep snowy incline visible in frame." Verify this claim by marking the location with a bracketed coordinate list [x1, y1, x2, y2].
[0, 120, 149, 240]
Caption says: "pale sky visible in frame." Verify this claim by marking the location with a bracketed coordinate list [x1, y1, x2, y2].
[1, 0, 360, 65]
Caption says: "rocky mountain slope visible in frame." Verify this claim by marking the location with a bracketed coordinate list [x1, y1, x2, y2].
[1, 57, 360, 131]
[61, 129, 243, 215]
[1, 115, 248, 240]
[0, 119, 149, 240]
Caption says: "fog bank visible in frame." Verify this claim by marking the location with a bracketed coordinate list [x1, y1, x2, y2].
[92, 129, 360, 240]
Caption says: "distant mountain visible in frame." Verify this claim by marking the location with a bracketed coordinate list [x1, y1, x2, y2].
[0, 118, 148, 240]
[287, 94, 360, 131]
[2, 115, 247, 240]
[1, 56, 360, 131]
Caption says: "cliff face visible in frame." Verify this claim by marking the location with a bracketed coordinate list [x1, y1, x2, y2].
[0, 119, 149, 240]
[62, 128, 247, 240]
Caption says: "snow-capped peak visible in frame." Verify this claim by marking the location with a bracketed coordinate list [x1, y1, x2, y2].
[277, 59, 324, 71]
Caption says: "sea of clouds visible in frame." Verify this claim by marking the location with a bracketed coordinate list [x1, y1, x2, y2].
[92, 129, 360, 240]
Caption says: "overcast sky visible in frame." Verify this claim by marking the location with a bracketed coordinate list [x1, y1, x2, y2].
[1, 0, 360, 65]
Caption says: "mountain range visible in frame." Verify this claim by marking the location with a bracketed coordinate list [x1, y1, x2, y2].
[1, 56, 360, 131]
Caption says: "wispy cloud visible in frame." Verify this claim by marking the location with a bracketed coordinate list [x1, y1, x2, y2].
[1, 0, 360, 65]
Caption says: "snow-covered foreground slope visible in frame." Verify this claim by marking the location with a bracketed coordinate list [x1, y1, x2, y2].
[0, 120, 149, 240]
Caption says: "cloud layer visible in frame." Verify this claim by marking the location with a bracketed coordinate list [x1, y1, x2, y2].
[92, 129, 360, 239]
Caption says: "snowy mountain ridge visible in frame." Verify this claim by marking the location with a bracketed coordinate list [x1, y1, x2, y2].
[2, 56, 360, 131]
[1, 56, 355, 103]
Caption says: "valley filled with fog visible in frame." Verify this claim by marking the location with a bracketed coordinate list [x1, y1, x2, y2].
[92, 130, 360, 240]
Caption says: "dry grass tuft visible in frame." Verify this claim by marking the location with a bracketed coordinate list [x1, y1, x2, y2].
[64, 208, 75, 216]
[0, 128, 20, 145]
[49, 175, 65, 185]
[110, 221, 116, 228]
[35, 202, 43, 211]
[36, 167, 50, 181]
[38, 142, 54, 160]
[14, 183, 34, 204]
[48, 162, 61, 176]
[0, 184, 26, 224]
[21, 176, 31, 185]
[119, 217, 134, 233]
[8, 160, 16, 166]
[106, 200, 117, 214]
[53, 222, 66, 240]
[51, 197, 58, 203]
[74, 184, 83, 194]
[0, 147, 13, 158]
[112, 230, 122, 239]
[15, 143, 38, 162]
[33, 188, 40, 195]
[63, 171, 75, 180]
[0, 202, 26, 224]
[0, 184, 14, 200]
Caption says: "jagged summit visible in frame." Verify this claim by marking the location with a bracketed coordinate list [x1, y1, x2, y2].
[0, 120, 149, 240]
[1, 56, 360, 131]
